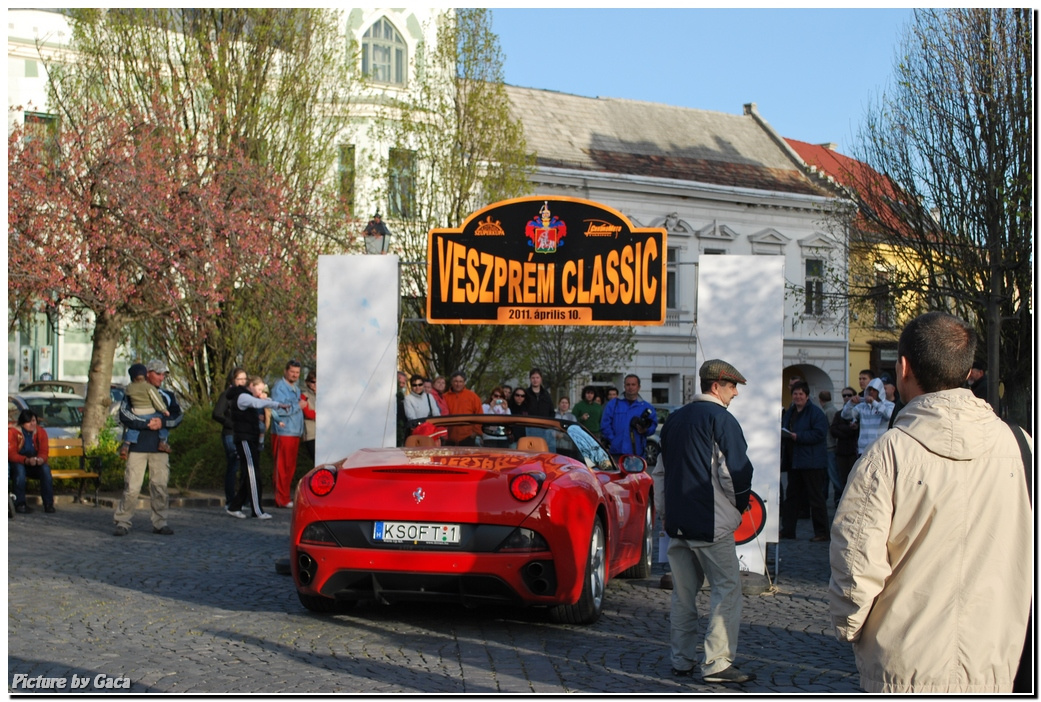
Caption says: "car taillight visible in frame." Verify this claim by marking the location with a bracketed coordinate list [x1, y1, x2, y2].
[510, 472, 545, 502]
[309, 467, 337, 497]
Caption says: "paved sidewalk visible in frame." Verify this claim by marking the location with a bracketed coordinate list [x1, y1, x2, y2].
[8, 492, 861, 694]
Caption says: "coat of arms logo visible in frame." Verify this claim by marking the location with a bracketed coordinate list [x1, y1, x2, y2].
[525, 201, 567, 253]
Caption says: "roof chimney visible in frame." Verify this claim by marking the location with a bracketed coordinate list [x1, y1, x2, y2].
[819, 142, 838, 151]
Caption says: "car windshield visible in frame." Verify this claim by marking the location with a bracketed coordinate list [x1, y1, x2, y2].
[423, 415, 617, 471]
[23, 382, 77, 394]
[24, 397, 85, 428]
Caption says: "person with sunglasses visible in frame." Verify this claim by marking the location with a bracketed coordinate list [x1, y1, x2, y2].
[506, 388, 530, 443]
[507, 389, 527, 413]
[482, 387, 511, 416]
[403, 374, 441, 429]
[829, 387, 860, 503]
[481, 387, 512, 447]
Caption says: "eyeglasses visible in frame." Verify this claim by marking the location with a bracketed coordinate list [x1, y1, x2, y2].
[841, 393, 854, 398]
[492, 394, 502, 399]
[513, 393, 525, 398]
[411, 382, 423, 387]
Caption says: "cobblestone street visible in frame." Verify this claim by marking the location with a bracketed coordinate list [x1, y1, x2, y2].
[8, 493, 860, 694]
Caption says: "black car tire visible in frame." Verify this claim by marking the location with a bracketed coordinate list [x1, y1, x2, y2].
[550, 517, 605, 625]
[297, 591, 355, 614]
[620, 503, 653, 579]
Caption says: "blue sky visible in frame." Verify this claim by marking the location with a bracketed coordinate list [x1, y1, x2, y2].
[491, 8, 915, 154]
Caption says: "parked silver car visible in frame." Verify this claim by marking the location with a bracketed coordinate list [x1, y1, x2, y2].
[18, 381, 125, 416]
[8, 392, 86, 439]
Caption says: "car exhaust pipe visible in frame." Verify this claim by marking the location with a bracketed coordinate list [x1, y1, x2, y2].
[297, 553, 315, 585]
[525, 562, 550, 594]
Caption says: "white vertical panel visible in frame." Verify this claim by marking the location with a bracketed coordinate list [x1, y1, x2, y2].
[316, 255, 400, 465]
[697, 255, 784, 575]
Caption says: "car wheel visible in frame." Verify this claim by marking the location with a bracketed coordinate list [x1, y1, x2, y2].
[620, 503, 653, 579]
[644, 439, 660, 467]
[550, 517, 606, 625]
[297, 591, 355, 614]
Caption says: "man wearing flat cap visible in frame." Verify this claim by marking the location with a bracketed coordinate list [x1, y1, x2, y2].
[660, 358, 756, 685]
[113, 359, 183, 537]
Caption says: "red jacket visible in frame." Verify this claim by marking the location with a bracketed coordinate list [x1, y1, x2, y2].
[8, 424, 49, 465]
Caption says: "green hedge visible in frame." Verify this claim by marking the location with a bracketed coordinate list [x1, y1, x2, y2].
[49, 416, 125, 491]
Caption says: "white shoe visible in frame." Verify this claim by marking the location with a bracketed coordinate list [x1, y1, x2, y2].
[285, 501, 294, 508]
[225, 508, 246, 519]
[256, 512, 272, 520]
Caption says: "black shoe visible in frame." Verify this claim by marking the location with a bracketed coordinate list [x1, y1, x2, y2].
[15, 504, 32, 514]
[671, 667, 695, 677]
[152, 526, 174, 535]
[660, 573, 673, 590]
[113, 526, 129, 536]
[702, 666, 755, 684]
[44, 505, 56, 514]
[810, 535, 830, 542]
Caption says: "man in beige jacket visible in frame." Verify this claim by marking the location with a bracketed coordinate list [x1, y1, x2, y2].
[829, 312, 1032, 693]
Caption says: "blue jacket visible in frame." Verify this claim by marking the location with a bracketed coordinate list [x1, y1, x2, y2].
[269, 378, 303, 437]
[781, 401, 829, 470]
[661, 394, 753, 542]
[600, 395, 657, 457]
[119, 387, 183, 453]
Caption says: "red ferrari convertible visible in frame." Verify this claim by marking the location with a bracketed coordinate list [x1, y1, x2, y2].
[290, 415, 654, 624]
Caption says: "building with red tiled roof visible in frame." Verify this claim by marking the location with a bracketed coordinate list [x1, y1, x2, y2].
[786, 138, 923, 386]
[507, 85, 851, 406]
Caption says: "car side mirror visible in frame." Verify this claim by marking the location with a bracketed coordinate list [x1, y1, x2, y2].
[620, 455, 647, 474]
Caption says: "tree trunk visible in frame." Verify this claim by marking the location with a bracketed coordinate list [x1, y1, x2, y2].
[81, 310, 124, 448]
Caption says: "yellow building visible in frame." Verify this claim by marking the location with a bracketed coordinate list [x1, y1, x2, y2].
[787, 140, 921, 388]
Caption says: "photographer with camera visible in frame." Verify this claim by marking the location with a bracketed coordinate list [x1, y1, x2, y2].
[600, 374, 657, 460]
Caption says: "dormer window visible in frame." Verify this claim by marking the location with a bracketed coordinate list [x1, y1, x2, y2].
[362, 17, 407, 87]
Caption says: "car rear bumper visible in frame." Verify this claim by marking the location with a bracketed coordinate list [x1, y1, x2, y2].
[292, 544, 563, 606]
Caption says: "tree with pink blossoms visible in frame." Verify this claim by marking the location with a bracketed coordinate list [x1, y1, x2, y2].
[9, 96, 305, 446]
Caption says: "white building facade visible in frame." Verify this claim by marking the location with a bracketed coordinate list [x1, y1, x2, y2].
[6, 8, 443, 390]
[8, 8, 848, 406]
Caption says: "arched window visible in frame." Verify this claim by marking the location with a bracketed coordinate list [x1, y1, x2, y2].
[362, 17, 407, 86]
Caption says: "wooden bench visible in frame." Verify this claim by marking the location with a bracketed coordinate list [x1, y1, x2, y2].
[47, 437, 102, 505]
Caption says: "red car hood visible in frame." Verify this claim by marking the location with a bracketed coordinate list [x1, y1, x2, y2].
[304, 446, 580, 524]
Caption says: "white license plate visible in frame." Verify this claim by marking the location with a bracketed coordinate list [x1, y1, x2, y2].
[374, 521, 461, 544]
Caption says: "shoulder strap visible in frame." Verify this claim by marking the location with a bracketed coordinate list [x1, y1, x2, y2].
[1005, 420, 1032, 506]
